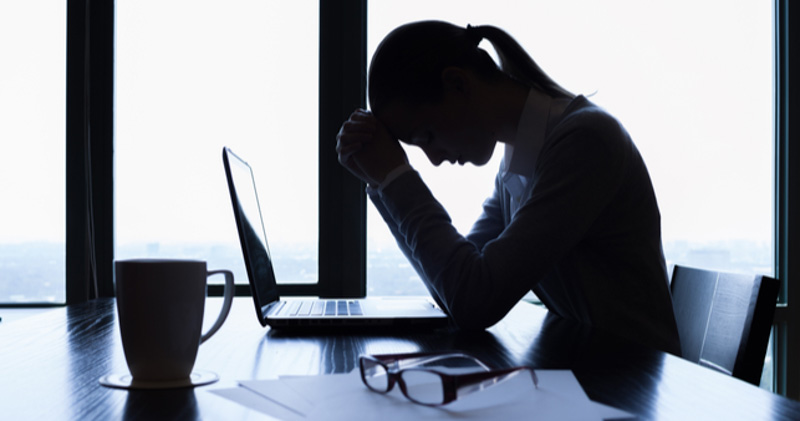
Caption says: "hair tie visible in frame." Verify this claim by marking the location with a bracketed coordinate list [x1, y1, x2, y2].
[465, 24, 482, 46]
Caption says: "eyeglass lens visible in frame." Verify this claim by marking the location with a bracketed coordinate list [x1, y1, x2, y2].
[361, 359, 390, 392]
[361, 359, 447, 405]
[399, 369, 445, 405]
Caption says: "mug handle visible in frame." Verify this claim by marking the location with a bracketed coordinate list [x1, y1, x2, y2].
[200, 269, 234, 344]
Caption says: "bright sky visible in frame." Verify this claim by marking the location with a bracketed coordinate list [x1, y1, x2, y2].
[0, 1, 66, 243]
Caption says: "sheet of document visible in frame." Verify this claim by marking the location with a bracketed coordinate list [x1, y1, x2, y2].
[209, 386, 305, 421]
[209, 369, 634, 420]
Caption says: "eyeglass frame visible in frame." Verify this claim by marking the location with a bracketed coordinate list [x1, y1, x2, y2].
[358, 351, 538, 406]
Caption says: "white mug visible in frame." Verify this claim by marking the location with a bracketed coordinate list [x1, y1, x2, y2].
[114, 259, 234, 382]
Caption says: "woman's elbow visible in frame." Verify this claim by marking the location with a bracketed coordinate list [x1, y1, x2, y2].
[447, 304, 505, 331]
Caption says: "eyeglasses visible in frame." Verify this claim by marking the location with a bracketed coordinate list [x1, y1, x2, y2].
[358, 352, 537, 406]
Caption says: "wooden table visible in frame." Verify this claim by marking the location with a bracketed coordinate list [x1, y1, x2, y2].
[1, 297, 799, 420]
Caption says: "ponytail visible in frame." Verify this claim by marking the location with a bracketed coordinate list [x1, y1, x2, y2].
[466, 24, 573, 99]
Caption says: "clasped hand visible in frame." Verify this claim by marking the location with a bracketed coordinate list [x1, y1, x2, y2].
[336, 109, 409, 188]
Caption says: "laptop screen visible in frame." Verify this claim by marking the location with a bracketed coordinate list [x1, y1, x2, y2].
[223, 147, 278, 324]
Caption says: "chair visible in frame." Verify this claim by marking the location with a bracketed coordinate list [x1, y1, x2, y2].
[670, 265, 779, 385]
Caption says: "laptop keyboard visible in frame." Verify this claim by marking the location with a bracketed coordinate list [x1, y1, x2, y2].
[283, 300, 363, 317]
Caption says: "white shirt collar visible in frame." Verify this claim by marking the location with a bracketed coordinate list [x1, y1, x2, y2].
[502, 89, 552, 178]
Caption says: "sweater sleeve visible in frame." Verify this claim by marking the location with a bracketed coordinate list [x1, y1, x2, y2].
[367, 184, 450, 311]
[465, 173, 507, 250]
[374, 171, 528, 328]
[372, 108, 630, 330]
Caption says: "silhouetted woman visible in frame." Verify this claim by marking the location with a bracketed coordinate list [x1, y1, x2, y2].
[337, 20, 680, 355]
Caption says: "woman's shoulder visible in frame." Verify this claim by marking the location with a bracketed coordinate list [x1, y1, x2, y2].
[548, 95, 633, 149]
[544, 95, 636, 164]
[559, 96, 624, 132]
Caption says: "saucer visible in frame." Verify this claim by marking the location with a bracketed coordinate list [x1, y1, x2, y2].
[99, 370, 219, 390]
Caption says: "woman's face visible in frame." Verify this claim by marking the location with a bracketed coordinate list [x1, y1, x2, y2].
[377, 95, 497, 167]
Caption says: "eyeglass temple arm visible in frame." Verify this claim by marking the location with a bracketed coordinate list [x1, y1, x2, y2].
[448, 367, 538, 402]
[371, 352, 490, 371]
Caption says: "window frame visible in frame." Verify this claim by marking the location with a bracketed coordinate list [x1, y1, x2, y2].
[62, 0, 798, 399]
[66, 0, 115, 304]
[65, 0, 368, 301]
[774, 0, 798, 398]
[312, 0, 367, 298]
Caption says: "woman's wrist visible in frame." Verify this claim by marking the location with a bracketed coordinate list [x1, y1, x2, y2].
[378, 164, 414, 191]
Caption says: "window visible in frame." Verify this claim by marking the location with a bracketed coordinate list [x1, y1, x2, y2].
[115, 1, 320, 287]
[0, 1, 66, 304]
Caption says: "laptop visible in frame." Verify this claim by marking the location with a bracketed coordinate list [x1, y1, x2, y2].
[222, 147, 450, 330]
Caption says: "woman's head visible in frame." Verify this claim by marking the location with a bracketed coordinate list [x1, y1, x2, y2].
[368, 20, 572, 117]
[368, 21, 498, 117]
[368, 20, 572, 166]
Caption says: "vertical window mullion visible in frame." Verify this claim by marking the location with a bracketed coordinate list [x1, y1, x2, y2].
[316, 0, 367, 298]
[775, 0, 799, 400]
[66, 0, 114, 304]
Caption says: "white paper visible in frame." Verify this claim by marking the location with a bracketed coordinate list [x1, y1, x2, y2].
[302, 370, 616, 421]
[239, 378, 315, 415]
[210, 369, 635, 420]
[208, 386, 305, 421]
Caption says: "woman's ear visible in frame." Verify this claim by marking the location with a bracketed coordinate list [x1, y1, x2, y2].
[441, 67, 471, 96]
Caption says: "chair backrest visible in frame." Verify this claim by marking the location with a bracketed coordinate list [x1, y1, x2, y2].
[670, 265, 779, 385]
